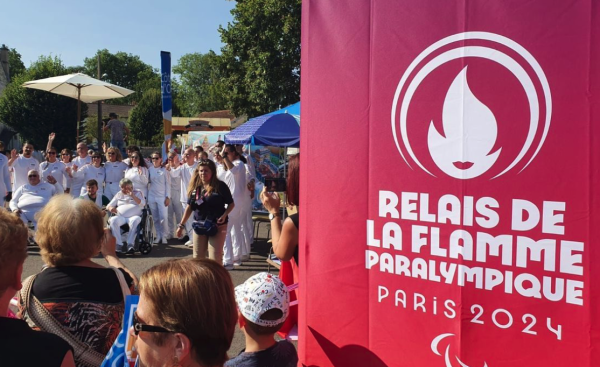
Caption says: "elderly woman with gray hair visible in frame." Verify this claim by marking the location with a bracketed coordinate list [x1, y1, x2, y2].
[106, 178, 146, 254]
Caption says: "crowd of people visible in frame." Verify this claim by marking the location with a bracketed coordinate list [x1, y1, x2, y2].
[0, 121, 303, 366]
[0, 131, 267, 268]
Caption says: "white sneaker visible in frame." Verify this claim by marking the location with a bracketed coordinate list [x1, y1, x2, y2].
[233, 260, 242, 267]
[185, 240, 193, 247]
[223, 263, 234, 270]
[153, 237, 160, 244]
[241, 255, 250, 261]
[161, 238, 168, 244]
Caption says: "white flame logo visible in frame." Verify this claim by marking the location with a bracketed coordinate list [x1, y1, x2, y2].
[391, 32, 552, 180]
[428, 66, 501, 179]
[431, 333, 488, 367]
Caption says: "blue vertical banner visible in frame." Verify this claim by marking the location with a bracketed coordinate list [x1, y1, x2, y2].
[160, 51, 172, 160]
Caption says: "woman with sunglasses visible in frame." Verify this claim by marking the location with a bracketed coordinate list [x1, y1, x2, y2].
[148, 151, 170, 244]
[132, 259, 237, 367]
[176, 160, 234, 262]
[125, 152, 149, 199]
[59, 148, 73, 194]
[104, 147, 128, 201]
[70, 152, 106, 197]
[41, 134, 68, 193]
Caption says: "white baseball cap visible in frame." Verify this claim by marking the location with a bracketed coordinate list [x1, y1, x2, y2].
[235, 272, 290, 327]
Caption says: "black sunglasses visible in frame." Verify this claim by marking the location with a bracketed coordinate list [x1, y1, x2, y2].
[151, 157, 160, 160]
[131, 156, 140, 159]
[132, 311, 175, 336]
[108, 152, 116, 155]
[47, 151, 56, 155]
[28, 174, 38, 178]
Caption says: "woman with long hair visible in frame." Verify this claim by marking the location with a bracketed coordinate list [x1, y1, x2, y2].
[176, 160, 234, 263]
[124, 151, 149, 199]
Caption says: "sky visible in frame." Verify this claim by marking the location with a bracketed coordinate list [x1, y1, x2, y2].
[3, 0, 236, 71]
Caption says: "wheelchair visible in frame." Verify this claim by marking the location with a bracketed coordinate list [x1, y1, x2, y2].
[107, 205, 155, 255]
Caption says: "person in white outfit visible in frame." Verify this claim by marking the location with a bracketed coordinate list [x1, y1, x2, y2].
[40, 146, 67, 193]
[148, 151, 171, 244]
[9, 169, 60, 229]
[166, 152, 183, 239]
[107, 178, 145, 254]
[8, 142, 40, 192]
[103, 147, 128, 200]
[0, 144, 12, 206]
[59, 149, 73, 194]
[221, 144, 249, 267]
[70, 152, 106, 196]
[169, 147, 198, 247]
[70, 142, 92, 198]
[124, 152, 149, 199]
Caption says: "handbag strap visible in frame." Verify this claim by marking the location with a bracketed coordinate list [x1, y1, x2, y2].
[21, 274, 107, 367]
[109, 266, 131, 300]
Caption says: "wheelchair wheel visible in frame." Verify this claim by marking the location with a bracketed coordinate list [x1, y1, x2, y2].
[144, 214, 155, 245]
[139, 241, 152, 255]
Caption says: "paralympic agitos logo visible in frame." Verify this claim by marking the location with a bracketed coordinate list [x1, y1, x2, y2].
[391, 32, 552, 180]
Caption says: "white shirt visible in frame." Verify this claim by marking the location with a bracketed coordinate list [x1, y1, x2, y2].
[71, 156, 92, 189]
[148, 166, 171, 199]
[10, 155, 40, 191]
[169, 165, 182, 194]
[229, 159, 247, 201]
[170, 161, 198, 202]
[124, 166, 149, 198]
[72, 164, 106, 194]
[104, 161, 128, 184]
[0, 154, 11, 196]
[10, 182, 58, 212]
[40, 160, 67, 189]
[217, 162, 236, 194]
[107, 189, 145, 218]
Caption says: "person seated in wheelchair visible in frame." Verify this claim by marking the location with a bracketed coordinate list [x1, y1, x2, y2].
[106, 178, 145, 254]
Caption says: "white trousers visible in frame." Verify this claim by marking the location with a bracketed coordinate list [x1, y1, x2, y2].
[223, 204, 246, 264]
[168, 189, 183, 237]
[19, 211, 38, 230]
[148, 196, 168, 240]
[109, 215, 141, 248]
[104, 182, 121, 201]
[240, 195, 254, 255]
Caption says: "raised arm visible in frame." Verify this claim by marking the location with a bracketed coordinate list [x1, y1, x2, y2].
[46, 132, 55, 152]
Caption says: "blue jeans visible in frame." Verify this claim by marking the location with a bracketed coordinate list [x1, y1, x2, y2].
[111, 140, 127, 158]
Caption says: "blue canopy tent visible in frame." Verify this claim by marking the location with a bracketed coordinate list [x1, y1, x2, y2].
[268, 101, 300, 122]
[225, 112, 300, 147]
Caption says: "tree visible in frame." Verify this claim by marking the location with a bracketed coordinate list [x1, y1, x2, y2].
[218, 0, 301, 117]
[128, 88, 164, 146]
[6, 46, 26, 78]
[0, 55, 87, 150]
[173, 51, 227, 116]
[84, 115, 111, 144]
[83, 49, 160, 104]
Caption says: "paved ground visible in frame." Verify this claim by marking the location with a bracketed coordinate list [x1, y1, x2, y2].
[21, 225, 280, 358]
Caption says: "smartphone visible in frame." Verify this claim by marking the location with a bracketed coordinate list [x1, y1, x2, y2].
[264, 177, 287, 192]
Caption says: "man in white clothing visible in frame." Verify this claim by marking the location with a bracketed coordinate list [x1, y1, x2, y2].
[69, 142, 92, 198]
[168, 147, 198, 246]
[8, 142, 40, 192]
[148, 152, 171, 244]
[9, 169, 60, 229]
[166, 152, 183, 239]
[107, 178, 145, 254]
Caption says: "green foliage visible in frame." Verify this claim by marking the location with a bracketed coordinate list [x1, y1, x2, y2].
[218, 0, 301, 117]
[83, 49, 160, 104]
[7, 47, 26, 78]
[0, 55, 87, 150]
[128, 88, 164, 145]
[173, 51, 227, 116]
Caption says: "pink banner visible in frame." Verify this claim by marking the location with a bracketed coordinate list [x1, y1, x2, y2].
[300, 1, 600, 366]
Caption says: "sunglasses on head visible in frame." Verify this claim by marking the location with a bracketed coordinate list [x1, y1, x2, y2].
[132, 312, 175, 336]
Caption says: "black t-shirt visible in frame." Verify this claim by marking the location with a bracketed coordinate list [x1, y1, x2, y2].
[0, 317, 72, 367]
[187, 180, 234, 223]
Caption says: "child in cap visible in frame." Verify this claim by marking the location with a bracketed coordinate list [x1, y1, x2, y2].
[225, 272, 298, 367]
